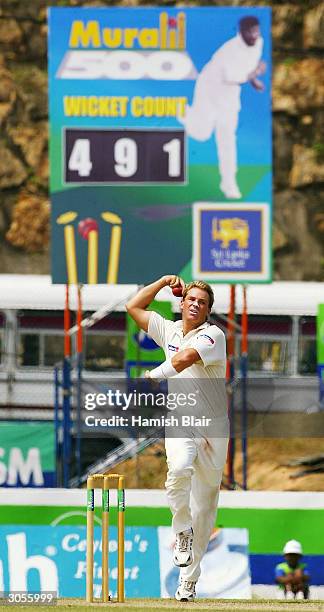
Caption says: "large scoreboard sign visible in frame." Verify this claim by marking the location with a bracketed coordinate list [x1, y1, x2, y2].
[48, 7, 271, 284]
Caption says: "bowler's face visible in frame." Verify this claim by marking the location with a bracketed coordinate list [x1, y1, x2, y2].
[180, 288, 210, 328]
[241, 25, 260, 46]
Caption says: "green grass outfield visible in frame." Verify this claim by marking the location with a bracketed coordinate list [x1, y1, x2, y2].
[3, 599, 324, 612]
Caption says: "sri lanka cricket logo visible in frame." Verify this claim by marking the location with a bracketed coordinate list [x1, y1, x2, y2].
[211, 217, 249, 249]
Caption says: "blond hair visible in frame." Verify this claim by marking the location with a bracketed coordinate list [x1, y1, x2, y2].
[182, 281, 214, 310]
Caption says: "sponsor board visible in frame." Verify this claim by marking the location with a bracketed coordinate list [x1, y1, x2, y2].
[0, 525, 249, 598]
[0, 491, 323, 588]
[0, 422, 55, 488]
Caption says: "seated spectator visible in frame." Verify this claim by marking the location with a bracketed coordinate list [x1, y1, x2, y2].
[275, 540, 310, 600]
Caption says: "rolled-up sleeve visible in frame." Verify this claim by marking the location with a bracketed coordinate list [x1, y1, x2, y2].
[147, 311, 171, 351]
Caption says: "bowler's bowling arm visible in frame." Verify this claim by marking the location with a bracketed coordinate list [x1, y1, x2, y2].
[248, 60, 267, 81]
[126, 275, 183, 332]
[250, 77, 265, 91]
[126, 277, 167, 332]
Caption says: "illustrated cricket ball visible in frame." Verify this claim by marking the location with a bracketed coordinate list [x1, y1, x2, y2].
[78, 218, 99, 239]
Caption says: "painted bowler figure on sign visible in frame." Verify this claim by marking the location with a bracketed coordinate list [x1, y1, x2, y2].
[126, 276, 229, 601]
[180, 16, 266, 199]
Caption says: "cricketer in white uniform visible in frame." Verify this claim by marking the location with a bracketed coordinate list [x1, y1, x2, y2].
[180, 15, 266, 199]
[126, 275, 229, 601]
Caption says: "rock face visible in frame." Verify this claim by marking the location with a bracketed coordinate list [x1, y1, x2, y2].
[0, 0, 323, 280]
[304, 3, 324, 49]
[273, 58, 324, 114]
[6, 191, 50, 253]
[290, 145, 324, 188]
[274, 190, 323, 281]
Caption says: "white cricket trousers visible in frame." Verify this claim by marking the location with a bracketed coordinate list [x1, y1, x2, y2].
[182, 73, 239, 188]
[165, 435, 228, 582]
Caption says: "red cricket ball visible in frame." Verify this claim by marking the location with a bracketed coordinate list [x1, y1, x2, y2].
[78, 218, 99, 240]
[172, 286, 183, 297]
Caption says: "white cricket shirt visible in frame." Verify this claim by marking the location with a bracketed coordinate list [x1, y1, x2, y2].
[148, 312, 228, 424]
[197, 33, 263, 113]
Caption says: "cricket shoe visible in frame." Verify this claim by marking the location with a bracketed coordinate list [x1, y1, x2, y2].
[173, 528, 193, 567]
[220, 181, 242, 199]
[175, 580, 196, 602]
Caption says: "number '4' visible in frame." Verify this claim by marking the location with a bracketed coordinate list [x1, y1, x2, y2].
[68, 139, 92, 177]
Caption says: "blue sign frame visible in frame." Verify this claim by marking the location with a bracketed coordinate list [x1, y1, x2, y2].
[193, 202, 271, 282]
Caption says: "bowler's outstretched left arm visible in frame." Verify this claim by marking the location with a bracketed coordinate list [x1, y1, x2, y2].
[146, 348, 200, 380]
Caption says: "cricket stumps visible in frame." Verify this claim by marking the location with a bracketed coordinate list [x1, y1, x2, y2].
[86, 473, 125, 603]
